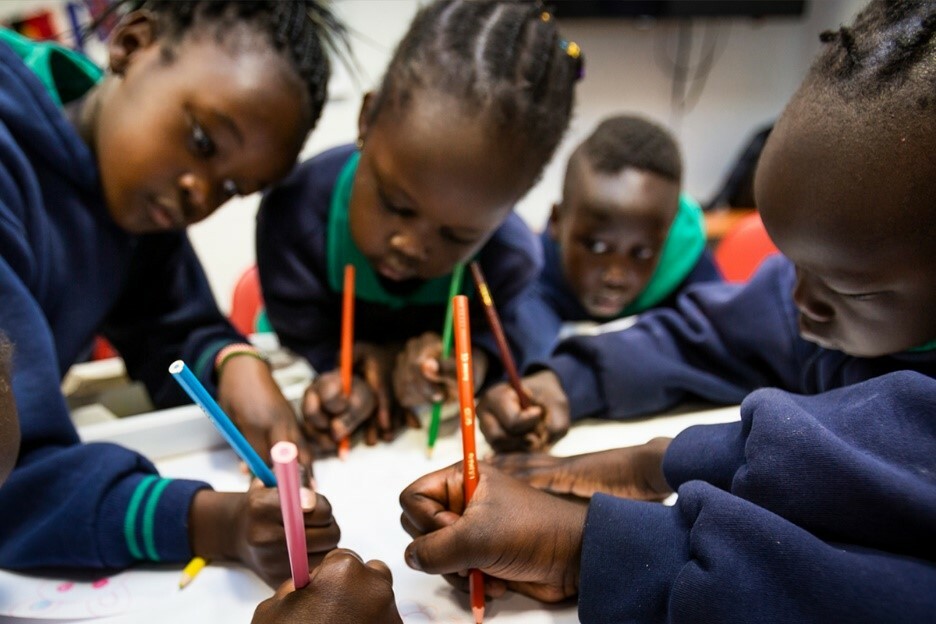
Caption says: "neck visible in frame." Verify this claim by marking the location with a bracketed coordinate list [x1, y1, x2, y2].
[63, 78, 108, 153]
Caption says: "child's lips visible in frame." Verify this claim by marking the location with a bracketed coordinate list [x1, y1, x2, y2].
[377, 258, 416, 281]
[147, 198, 181, 230]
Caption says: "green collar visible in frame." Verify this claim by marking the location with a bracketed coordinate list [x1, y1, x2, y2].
[0, 28, 102, 105]
[618, 193, 707, 317]
[908, 339, 936, 353]
[326, 151, 469, 308]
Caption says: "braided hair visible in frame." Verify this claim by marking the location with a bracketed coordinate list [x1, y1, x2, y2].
[112, 1, 350, 133]
[808, 0, 936, 108]
[366, 0, 582, 178]
[577, 115, 682, 183]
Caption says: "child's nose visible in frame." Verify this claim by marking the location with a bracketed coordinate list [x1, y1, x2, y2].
[389, 229, 429, 262]
[793, 269, 834, 323]
[601, 258, 630, 288]
[178, 172, 213, 222]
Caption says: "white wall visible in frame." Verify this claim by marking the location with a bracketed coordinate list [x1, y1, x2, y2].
[181, 0, 866, 312]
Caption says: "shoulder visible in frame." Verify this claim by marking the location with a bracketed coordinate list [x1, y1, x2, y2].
[258, 144, 357, 229]
[482, 213, 543, 273]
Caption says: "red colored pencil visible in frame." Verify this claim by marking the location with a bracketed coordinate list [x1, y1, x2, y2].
[468, 261, 531, 409]
[452, 295, 485, 624]
[338, 264, 355, 460]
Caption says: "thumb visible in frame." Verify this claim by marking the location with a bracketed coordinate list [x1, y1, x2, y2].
[404, 521, 483, 576]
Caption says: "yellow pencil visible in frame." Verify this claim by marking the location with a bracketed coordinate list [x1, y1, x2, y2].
[178, 556, 208, 589]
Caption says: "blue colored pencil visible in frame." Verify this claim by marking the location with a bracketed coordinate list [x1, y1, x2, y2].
[169, 360, 277, 487]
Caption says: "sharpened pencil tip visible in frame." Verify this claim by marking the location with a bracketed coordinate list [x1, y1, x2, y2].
[473, 605, 484, 624]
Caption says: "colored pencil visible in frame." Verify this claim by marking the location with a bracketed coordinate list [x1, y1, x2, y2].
[168, 360, 276, 487]
[426, 264, 465, 457]
[468, 261, 531, 409]
[452, 295, 485, 624]
[338, 264, 355, 460]
[271, 441, 310, 589]
[177, 556, 207, 590]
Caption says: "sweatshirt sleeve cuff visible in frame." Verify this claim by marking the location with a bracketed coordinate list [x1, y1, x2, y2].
[663, 421, 746, 490]
[529, 352, 605, 420]
[579, 494, 689, 623]
[99, 476, 211, 567]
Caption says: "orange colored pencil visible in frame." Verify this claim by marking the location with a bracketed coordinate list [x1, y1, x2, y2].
[468, 261, 531, 409]
[452, 295, 485, 624]
[338, 264, 355, 460]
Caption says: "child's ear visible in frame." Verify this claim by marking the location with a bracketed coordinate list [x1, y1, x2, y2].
[107, 10, 159, 76]
[356, 91, 375, 147]
[547, 203, 562, 239]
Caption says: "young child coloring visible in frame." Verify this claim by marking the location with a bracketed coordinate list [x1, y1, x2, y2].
[256, 0, 582, 452]
[477, 1, 936, 453]
[0, 1, 345, 584]
[513, 114, 721, 370]
[0, 340, 400, 624]
[400, 4, 936, 620]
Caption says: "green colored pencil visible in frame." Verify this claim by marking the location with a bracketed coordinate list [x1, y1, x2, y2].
[427, 263, 465, 456]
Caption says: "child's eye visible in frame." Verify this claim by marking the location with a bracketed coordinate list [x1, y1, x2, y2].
[583, 239, 609, 255]
[189, 118, 216, 158]
[440, 228, 480, 245]
[378, 191, 415, 218]
[632, 246, 655, 261]
[843, 291, 884, 301]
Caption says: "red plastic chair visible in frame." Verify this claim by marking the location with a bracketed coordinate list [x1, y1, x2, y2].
[714, 212, 780, 283]
[229, 265, 264, 335]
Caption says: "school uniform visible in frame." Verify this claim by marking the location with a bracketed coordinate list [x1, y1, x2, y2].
[256, 144, 542, 381]
[579, 370, 936, 623]
[0, 31, 241, 569]
[537, 255, 936, 421]
[515, 194, 722, 367]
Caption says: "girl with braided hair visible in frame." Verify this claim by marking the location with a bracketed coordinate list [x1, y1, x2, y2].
[257, 0, 583, 453]
[0, 1, 347, 586]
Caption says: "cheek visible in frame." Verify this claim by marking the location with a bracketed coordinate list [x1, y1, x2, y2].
[562, 249, 599, 292]
[348, 199, 386, 256]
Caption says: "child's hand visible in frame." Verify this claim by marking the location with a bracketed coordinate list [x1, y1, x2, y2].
[393, 332, 453, 409]
[476, 370, 570, 453]
[189, 481, 340, 588]
[400, 463, 587, 604]
[218, 355, 314, 472]
[488, 438, 673, 502]
[251, 549, 402, 624]
[300, 371, 376, 454]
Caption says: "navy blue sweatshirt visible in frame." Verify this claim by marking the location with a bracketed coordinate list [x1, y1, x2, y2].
[256, 144, 542, 381]
[541, 255, 936, 421]
[0, 34, 242, 569]
[579, 370, 936, 623]
[514, 230, 721, 367]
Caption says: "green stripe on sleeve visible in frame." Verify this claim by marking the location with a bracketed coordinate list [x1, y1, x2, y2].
[141, 478, 173, 561]
[123, 475, 157, 560]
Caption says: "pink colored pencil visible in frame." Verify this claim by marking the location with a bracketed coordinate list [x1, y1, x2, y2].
[271, 441, 309, 589]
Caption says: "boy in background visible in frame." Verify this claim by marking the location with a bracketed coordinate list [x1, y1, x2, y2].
[515, 114, 721, 369]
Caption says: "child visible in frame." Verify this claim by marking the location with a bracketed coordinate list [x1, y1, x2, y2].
[256, 0, 582, 451]
[0, 1, 343, 583]
[400, 5, 936, 619]
[477, 3, 936, 452]
[514, 114, 721, 369]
